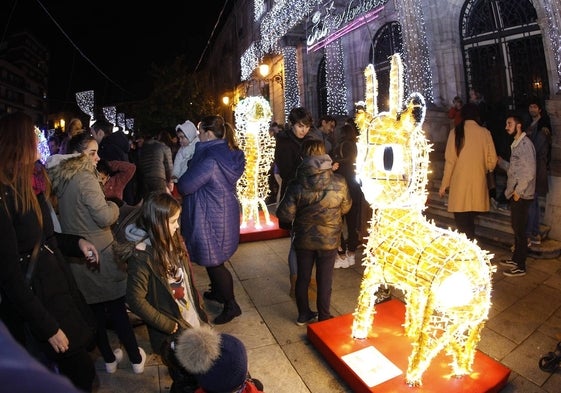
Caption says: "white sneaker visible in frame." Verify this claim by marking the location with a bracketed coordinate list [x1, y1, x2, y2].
[105, 348, 124, 374]
[334, 253, 349, 269]
[132, 347, 146, 374]
[346, 251, 356, 266]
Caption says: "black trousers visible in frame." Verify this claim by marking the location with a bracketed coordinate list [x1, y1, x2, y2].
[510, 198, 531, 270]
[295, 248, 338, 321]
[57, 349, 96, 392]
[23, 323, 96, 392]
[206, 264, 235, 302]
[453, 211, 478, 240]
[90, 296, 142, 364]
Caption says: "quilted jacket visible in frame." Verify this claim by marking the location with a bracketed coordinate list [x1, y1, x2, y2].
[177, 139, 245, 267]
[276, 154, 351, 250]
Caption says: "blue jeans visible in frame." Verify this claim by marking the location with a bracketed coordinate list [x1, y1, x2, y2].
[288, 233, 297, 275]
[526, 196, 540, 237]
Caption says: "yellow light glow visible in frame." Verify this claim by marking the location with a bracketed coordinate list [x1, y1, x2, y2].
[235, 96, 275, 229]
[222, 96, 230, 105]
[259, 63, 270, 77]
[352, 53, 495, 387]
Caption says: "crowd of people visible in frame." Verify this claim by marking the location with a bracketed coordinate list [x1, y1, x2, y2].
[441, 93, 552, 277]
[0, 92, 553, 391]
[0, 112, 257, 392]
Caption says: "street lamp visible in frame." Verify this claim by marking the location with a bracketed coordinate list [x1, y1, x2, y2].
[221, 94, 233, 124]
[259, 63, 270, 78]
[259, 63, 283, 88]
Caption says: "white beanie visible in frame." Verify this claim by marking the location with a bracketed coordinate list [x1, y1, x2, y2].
[176, 120, 198, 143]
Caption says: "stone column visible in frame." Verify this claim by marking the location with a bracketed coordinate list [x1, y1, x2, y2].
[545, 99, 561, 240]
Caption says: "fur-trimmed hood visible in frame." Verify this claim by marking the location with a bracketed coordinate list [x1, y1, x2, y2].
[47, 153, 99, 197]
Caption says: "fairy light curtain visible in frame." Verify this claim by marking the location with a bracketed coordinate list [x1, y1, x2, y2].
[75, 90, 95, 127]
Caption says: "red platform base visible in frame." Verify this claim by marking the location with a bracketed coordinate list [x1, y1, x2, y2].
[307, 299, 510, 392]
[239, 210, 290, 243]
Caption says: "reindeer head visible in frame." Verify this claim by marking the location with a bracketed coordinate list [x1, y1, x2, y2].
[356, 54, 431, 209]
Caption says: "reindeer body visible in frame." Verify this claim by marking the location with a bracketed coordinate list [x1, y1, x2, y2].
[352, 54, 494, 386]
[236, 97, 275, 229]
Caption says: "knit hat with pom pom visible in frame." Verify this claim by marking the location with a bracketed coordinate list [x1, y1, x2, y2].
[174, 325, 248, 392]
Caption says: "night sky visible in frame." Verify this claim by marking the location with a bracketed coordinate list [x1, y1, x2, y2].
[1, 0, 234, 112]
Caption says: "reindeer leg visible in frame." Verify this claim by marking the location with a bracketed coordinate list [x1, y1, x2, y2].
[405, 299, 446, 386]
[351, 264, 381, 339]
[450, 321, 485, 376]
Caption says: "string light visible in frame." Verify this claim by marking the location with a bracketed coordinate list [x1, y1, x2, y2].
[241, 42, 262, 81]
[352, 53, 494, 386]
[543, 0, 561, 91]
[126, 118, 134, 132]
[394, 0, 434, 102]
[116, 113, 125, 131]
[254, 0, 265, 21]
[259, 0, 320, 54]
[282, 46, 300, 122]
[235, 96, 276, 229]
[35, 126, 49, 164]
[102, 106, 116, 126]
[325, 40, 348, 115]
[75, 90, 95, 127]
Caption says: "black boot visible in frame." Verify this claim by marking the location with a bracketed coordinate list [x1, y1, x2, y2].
[203, 291, 225, 303]
[213, 300, 241, 324]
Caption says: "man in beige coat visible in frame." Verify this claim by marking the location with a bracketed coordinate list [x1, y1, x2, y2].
[438, 103, 497, 240]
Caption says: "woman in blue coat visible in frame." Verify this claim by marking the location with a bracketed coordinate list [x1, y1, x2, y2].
[178, 115, 246, 324]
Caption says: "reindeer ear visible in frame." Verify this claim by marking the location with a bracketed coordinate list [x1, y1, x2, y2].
[388, 54, 404, 116]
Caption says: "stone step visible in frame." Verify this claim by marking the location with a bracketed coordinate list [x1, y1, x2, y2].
[527, 238, 561, 259]
[426, 194, 513, 234]
[424, 191, 561, 258]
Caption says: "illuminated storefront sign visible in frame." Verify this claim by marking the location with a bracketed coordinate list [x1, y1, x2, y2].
[307, 0, 388, 52]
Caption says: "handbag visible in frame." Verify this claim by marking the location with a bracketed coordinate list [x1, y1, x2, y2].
[486, 171, 496, 190]
[24, 238, 97, 354]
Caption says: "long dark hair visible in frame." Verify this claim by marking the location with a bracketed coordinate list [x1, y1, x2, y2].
[0, 112, 42, 223]
[454, 103, 481, 156]
[138, 192, 188, 277]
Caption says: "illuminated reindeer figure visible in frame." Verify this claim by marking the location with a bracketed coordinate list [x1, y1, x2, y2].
[352, 54, 495, 386]
[236, 96, 275, 229]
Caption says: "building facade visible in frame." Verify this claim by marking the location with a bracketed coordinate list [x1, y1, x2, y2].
[0, 31, 49, 127]
[204, 0, 561, 240]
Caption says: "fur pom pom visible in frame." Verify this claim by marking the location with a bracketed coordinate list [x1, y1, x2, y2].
[174, 325, 222, 374]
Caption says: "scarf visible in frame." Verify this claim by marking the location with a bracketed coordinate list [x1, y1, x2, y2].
[32, 161, 47, 195]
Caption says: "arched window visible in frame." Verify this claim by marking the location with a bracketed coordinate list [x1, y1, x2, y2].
[369, 22, 403, 112]
[317, 57, 328, 117]
[461, 0, 549, 111]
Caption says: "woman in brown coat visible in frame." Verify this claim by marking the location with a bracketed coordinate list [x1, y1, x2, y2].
[438, 103, 497, 240]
